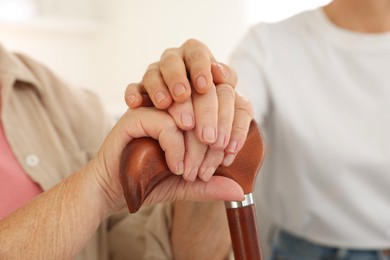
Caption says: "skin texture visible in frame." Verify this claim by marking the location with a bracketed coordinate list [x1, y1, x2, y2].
[323, 0, 390, 33]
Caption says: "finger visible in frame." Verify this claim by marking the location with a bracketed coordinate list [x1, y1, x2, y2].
[211, 63, 238, 88]
[160, 48, 192, 103]
[212, 83, 235, 149]
[144, 175, 244, 206]
[168, 98, 195, 130]
[114, 108, 185, 175]
[182, 131, 208, 182]
[124, 83, 145, 108]
[141, 62, 173, 109]
[198, 147, 225, 182]
[125, 83, 155, 108]
[193, 82, 218, 144]
[223, 93, 254, 166]
[181, 39, 215, 94]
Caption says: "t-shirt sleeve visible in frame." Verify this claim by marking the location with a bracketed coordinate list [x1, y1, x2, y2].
[230, 24, 271, 127]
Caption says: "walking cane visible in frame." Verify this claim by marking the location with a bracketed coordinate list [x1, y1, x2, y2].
[120, 120, 265, 260]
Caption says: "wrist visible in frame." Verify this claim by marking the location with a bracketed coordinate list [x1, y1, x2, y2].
[85, 157, 127, 217]
[77, 160, 114, 219]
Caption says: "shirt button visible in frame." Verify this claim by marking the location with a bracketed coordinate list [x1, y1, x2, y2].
[26, 155, 40, 167]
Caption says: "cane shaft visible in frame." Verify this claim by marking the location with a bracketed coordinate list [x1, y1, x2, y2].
[226, 204, 263, 260]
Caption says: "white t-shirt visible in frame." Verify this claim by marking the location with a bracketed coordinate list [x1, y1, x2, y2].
[231, 8, 390, 248]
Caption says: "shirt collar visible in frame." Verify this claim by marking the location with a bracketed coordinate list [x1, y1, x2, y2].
[0, 43, 42, 98]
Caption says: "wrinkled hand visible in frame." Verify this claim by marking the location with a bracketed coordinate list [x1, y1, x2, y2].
[124, 39, 253, 182]
[91, 107, 244, 214]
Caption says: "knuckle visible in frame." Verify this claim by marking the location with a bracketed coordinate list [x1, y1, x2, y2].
[161, 47, 178, 59]
[183, 38, 203, 49]
[142, 66, 160, 85]
[146, 62, 159, 71]
[186, 49, 209, 64]
[126, 82, 139, 92]
[160, 53, 179, 69]
[234, 123, 248, 134]
[199, 106, 216, 117]
[216, 84, 235, 99]
[161, 48, 180, 63]
[217, 116, 232, 129]
[236, 95, 254, 118]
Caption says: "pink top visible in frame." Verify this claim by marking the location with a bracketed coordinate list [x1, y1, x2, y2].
[0, 121, 42, 220]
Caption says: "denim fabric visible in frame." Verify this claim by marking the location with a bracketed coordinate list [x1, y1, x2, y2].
[271, 230, 390, 260]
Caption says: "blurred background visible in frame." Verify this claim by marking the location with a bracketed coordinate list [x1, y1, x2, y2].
[0, 0, 330, 116]
[0, 0, 331, 257]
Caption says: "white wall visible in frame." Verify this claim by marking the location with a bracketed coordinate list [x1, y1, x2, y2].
[96, 0, 247, 114]
[0, 0, 248, 115]
[0, 0, 330, 115]
[0, 21, 101, 91]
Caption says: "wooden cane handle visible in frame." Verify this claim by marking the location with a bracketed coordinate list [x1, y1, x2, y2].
[119, 120, 265, 213]
[215, 120, 265, 193]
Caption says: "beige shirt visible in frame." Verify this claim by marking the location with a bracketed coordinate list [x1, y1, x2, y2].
[0, 44, 173, 259]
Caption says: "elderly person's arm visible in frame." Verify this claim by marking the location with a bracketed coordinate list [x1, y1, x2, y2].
[0, 107, 244, 259]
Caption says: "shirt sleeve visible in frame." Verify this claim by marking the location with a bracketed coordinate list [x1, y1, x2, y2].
[230, 24, 271, 127]
[107, 203, 174, 260]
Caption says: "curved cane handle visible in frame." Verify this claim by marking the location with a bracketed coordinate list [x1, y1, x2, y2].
[119, 120, 265, 213]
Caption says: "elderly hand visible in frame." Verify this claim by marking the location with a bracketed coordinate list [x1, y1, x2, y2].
[92, 107, 244, 214]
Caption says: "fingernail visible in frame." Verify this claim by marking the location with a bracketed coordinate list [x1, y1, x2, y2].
[173, 83, 186, 97]
[216, 63, 226, 78]
[203, 127, 216, 143]
[196, 76, 207, 89]
[188, 167, 198, 182]
[181, 112, 194, 128]
[223, 154, 235, 166]
[127, 95, 135, 106]
[177, 161, 184, 175]
[155, 91, 166, 103]
[228, 140, 238, 153]
[201, 167, 215, 182]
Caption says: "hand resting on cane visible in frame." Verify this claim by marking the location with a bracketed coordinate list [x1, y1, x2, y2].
[0, 106, 245, 259]
[126, 39, 252, 182]
[124, 39, 255, 260]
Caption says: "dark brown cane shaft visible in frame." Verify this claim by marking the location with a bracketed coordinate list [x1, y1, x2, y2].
[226, 205, 263, 260]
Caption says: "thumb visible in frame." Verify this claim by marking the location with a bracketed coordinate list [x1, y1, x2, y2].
[144, 175, 245, 206]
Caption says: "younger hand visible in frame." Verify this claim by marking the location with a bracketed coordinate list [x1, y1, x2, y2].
[123, 39, 252, 182]
[124, 39, 238, 139]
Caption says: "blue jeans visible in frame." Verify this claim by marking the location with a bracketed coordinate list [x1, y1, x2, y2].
[271, 230, 390, 260]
